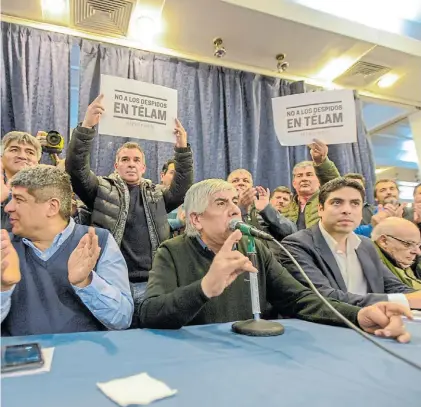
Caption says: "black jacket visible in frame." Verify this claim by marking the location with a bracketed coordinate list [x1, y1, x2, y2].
[65, 126, 194, 256]
[281, 224, 415, 307]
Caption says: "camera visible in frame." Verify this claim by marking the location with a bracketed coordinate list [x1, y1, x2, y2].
[39, 131, 64, 154]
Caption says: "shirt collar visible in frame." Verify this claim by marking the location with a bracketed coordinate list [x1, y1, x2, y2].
[318, 221, 361, 254]
[22, 218, 76, 252]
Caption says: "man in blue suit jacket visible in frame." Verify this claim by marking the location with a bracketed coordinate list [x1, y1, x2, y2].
[281, 177, 421, 309]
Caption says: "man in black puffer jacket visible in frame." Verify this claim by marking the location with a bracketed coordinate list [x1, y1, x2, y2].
[66, 94, 194, 308]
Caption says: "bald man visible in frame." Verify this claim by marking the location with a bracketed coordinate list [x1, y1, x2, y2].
[372, 217, 421, 290]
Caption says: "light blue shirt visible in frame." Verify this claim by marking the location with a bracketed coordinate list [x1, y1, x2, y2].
[1, 218, 134, 330]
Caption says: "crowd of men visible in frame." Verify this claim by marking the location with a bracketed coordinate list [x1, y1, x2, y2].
[1, 94, 420, 343]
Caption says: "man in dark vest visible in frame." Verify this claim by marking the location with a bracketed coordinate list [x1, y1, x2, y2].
[66, 95, 194, 308]
[0, 165, 133, 336]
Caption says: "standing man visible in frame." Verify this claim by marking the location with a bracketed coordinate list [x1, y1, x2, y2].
[282, 140, 339, 230]
[227, 169, 297, 242]
[1, 132, 42, 231]
[65, 95, 194, 306]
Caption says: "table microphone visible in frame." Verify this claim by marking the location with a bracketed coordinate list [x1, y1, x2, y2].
[229, 219, 421, 371]
[229, 219, 273, 241]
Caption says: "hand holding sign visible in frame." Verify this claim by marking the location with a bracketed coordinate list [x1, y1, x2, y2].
[309, 139, 328, 165]
[174, 119, 187, 148]
[82, 94, 105, 129]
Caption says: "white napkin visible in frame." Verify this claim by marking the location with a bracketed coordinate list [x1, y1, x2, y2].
[2, 347, 55, 378]
[97, 372, 177, 406]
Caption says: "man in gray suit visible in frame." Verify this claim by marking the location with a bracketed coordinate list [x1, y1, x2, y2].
[281, 177, 421, 308]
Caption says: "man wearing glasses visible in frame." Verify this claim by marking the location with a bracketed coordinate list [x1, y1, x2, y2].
[280, 178, 421, 308]
[372, 217, 421, 290]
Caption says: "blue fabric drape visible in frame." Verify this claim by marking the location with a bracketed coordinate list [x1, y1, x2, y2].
[1, 23, 71, 151]
[77, 40, 375, 201]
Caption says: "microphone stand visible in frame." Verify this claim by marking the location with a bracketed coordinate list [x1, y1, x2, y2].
[232, 235, 284, 337]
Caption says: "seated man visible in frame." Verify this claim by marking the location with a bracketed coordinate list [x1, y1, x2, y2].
[270, 186, 292, 212]
[282, 140, 339, 230]
[1, 165, 133, 336]
[371, 217, 421, 290]
[1, 131, 42, 231]
[138, 179, 411, 343]
[281, 178, 421, 308]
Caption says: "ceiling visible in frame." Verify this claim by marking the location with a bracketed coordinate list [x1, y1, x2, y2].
[2, 0, 421, 181]
[1, 0, 421, 106]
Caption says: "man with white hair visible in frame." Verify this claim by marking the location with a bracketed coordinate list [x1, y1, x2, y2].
[372, 217, 421, 290]
[138, 179, 412, 343]
[1, 165, 133, 336]
[1, 131, 42, 231]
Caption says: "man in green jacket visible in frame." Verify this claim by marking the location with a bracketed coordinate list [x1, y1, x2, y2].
[138, 178, 411, 343]
[282, 139, 339, 230]
[372, 217, 421, 290]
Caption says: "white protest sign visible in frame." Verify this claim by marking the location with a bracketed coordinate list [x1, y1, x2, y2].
[272, 89, 357, 146]
[99, 74, 177, 143]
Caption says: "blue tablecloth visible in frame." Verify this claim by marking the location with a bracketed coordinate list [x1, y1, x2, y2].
[2, 319, 421, 407]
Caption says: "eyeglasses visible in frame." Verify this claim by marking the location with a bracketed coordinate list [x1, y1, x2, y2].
[385, 235, 421, 250]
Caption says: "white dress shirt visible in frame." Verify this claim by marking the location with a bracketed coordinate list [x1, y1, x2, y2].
[318, 223, 409, 307]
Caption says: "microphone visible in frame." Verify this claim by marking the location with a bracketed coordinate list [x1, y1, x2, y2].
[229, 219, 273, 241]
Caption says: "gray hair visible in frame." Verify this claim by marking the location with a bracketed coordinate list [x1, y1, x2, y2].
[10, 164, 72, 220]
[292, 161, 314, 175]
[1, 131, 42, 160]
[185, 179, 236, 237]
[227, 168, 253, 185]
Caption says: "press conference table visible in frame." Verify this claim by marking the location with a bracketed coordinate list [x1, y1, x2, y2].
[2, 319, 421, 407]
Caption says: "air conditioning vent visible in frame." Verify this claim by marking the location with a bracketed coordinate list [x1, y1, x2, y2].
[335, 61, 391, 87]
[71, 0, 136, 37]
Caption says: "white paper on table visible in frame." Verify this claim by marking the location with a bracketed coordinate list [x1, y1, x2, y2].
[97, 372, 177, 406]
[1, 347, 55, 378]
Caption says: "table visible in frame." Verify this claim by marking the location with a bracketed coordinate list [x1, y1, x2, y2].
[2, 319, 421, 407]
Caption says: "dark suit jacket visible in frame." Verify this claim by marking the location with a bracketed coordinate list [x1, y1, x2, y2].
[280, 224, 415, 307]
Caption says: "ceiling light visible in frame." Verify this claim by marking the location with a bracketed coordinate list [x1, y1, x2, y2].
[377, 73, 399, 88]
[41, 0, 67, 16]
[316, 57, 354, 81]
[130, 14, 162, 45]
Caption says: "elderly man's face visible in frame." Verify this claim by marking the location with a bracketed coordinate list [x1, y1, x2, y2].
[379, 224, 421, 268]
[193, 189, 242, 245]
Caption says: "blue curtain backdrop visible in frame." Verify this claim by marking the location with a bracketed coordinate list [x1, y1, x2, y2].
[0, 24, 375, 202]
[77, 39, 375, 201]
[1, 23, 71, 154]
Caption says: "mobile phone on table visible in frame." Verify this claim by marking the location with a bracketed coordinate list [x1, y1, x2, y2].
[1, 343, 44, 373]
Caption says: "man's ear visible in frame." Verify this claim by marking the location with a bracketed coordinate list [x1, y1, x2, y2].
[318, 203, 324, 218]
[189, 212, 203, 233]
[46, 198, 61, 218]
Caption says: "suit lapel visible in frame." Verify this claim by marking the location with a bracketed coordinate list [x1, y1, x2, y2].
[312, 225, 348, 291]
